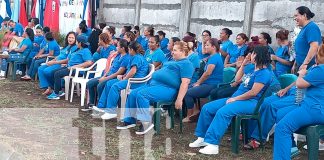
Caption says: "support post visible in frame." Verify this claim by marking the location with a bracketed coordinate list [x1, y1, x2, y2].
[179, 0, 192, 37]
[243, 0, 255, 38]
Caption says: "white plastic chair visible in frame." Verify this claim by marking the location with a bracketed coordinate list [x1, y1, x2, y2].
[120, 64, 155, 109]
[69, 58, 107, 106]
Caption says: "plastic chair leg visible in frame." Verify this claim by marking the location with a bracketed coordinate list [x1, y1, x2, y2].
[306, 127, 320, 160]
[154, 104, 161, 135]
[257, 118, 265, 151]
[12, 62, 17, 81]
[76, 84, 81, 97]
[70, 82, 75, 103]
[80, 83, 86, 106]
[179, 108, 183, 133]
[64, 77, 70, 100]
[169, 105, 175, 129]
[242, 120, 249, 145]
[231, 117, 241, 154]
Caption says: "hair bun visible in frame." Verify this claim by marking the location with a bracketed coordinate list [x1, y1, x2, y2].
[310, 12, 315, 18]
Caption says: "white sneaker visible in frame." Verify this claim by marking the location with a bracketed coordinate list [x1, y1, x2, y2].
[101, 113, 117, 120]
[92, 106, 105, 113]
[303, 142, 324, 151]
[189, 137, 208, 148]
[199, 144, 219, 155]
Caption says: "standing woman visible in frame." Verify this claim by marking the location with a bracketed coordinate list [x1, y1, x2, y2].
[92, 33, 116, 62]
[224, 33, 248, 68]
[293, 6, 322, 72]
[273, 44, 324, 159]
[219, 28, 234, 58]
[144, 35, 167, 69]
[38, 32, 78, 95]
[197, 30, 211, 60]
[183, 38, 224, 122]
[157, 31, 169, 54]
[189, 46, 272, 155]
[271, 29, 294, 76]
[259, 32, 275, 55]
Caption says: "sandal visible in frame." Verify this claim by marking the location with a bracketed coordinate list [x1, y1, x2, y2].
[42, 89, 52, 95]
[243, 139, 260, 150]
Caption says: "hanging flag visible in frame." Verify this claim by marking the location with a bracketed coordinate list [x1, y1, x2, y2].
[82, 0, 91, 27]
[31, 0, 40, 18]
[11, 0, 20, 22]
[0, 0, 12, 25]
[43, 0, 60, 32]
[19, 0, 28, 27]
[39, 0, 46, 26]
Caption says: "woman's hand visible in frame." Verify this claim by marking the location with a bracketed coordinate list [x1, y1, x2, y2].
[242, 53, 251, 66]
[298, 68, 307, 77]
[117, 75, 123, 80]
[46, 61, 56, 66]
[226, 97, 236, 104]
[271, 54, 277, 61]
[299, 64, 308, 71]
[98, 76, 107, 83]
[175, 98, 183, 109]
[193, 82, 200, 87]
[277, 89, 288, 97]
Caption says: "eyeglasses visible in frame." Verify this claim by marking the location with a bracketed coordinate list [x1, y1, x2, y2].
[202, 35, 210, 37]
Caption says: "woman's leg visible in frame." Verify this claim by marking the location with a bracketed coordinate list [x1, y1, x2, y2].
[97, 79, 119, 108]
[30, 58, 46, 79]
[105, 80, 129, 113]
[86, 77, 100, 105]
[53, 67, 70, 94]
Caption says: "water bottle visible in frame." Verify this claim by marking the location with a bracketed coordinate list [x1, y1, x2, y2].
[295, 87, 305, 105]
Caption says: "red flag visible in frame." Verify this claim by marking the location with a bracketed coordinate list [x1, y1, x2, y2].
[31, 0, 38, 18]
[19, 0, 28, 27]
[44, 0, 60, 32]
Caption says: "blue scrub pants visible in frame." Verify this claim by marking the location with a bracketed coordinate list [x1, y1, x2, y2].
[123, 84, 177, 124]
[195, 98, 258, 145]
[184, 84, 218, 109]
[274, 104, 324, 160]
[53, 67, 70, 94]
[38, 64, 62, 89]
[86, 77, 108, 105]
[97, 79, 119, 108]
[28, 58, 46, 78]
[249, 94, 295, 141]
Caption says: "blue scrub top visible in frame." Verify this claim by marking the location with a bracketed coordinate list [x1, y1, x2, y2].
[244, 63, 280, 88]
[160, 38, 169, 54]
[275, 45, 292, 76]
[232, 68, 271, 100]
[203, 53, 224, 85]
[99, 45, 117, 59]
[151, 58, 194, 89]
[227, 44, 248, 63]
[18, 38, 33, 57]
[197, 42, 210, 59]
[221, 40, 234, 53]
[136, 36, 143, 44]
[126, 54, 149, 78]
[57, 45, 78, 61]
[140, 36, 149, 51]
[86, 28, 92, 37]
[31, 35, 45, 54]
[13, 23, 24, 37]
[295, 21, 322, 66]
[44, 40, 61, 56]
[107, 53, 130, 76]
[67, 48, 93, 67]
[188, 52, 200, 84]
[144, 48, 167, 64]
[302, 64, 324, 107]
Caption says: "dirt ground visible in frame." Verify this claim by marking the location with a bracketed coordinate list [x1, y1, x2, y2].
[0, 80, 323, 160]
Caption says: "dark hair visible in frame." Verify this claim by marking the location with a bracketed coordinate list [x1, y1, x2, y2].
[134, 25, 140, 35]
[128, 41, 144, 55]
[79, 20, 88, 33]
[107, 27, 116, 35]
[182, 36, 196, 50]
[202, 30, 211, 37]
[296, 6, 315, 20]
[171, 37, 180, 43]
[25, 28, 35, 41]
[222, 28, 233, 37]
[124, 26, 132, 32]
[45, 32, 54, 41]
[125, 31, 136, 42]
[99, 23, 106, 30]
[207, 38, 221, 52]
[43, 27, 50, 34]
[276, 29, 289, 41]
[28, 18, 32, 23]
[35, 25, 43, 30]
[99, 33, 111, 44]
[260, 32, 272, 44]
[237, 33, 249, 42]
[151, 35, 160, 44]
[253, 46, 271, 68]
[32, 18, 39, 25]
[64, 31, 77, 48]
[147, 26, 154, 36]
[119, 39, 129, 53]
[157, 31, 166, 38]
[186, 32, 196, 38]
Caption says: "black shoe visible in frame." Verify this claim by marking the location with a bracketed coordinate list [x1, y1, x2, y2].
[116, 122, 136, 130]
[81, 104, 93, 112]
[135, 122, 154, 135]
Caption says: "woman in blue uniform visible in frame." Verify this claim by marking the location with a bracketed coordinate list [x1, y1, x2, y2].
[259, 32, 275, 55]
[124, 31, 136, 43]
[85, 39, 130, 110]
[94, 41, 149, 120]
[47, 35, 93, 100]
[157, 31, 169, 54]
[38, 32, 78, 95]
[183, 36, 200, 85]
[274, 44, 324, 159]
[117, 41, 194, 135]
[92, 33, 117, 62]
[292, 6, 322, 72]
[271, 29, 294, 76]
[144, 35, 167, 69]
[189, 46, 272, 155]
[27, 26, 44, 69]
[140, 26, 154, 51]
[224, 33, 248, 68]
[219, 28, 234, 59]
[197, 30, 211, 60]
[21, 32, 60, 80]
[165, 37, 180, 61]
[183, 38, 224, 122]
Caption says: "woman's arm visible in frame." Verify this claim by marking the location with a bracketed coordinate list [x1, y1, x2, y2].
[227, 82, 265, 103]
[195, 64, 215, 86]
[175, 78, 191, 109]
[272, 54, 293, 66]
[300, 42, 319, 70]
[105, 67, 127, 80]
[123, 66, 137, 80]
[153, 62, 162, 70]
[13, 45, 27, 53]
[70, 61, 93, 69]
[296, 68, 310, 89]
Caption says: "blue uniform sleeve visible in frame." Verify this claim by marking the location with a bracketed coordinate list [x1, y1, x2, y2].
[152, 50, 167, 63]
[130, 55, 142, 69]
[207, 54, 218, 67]
[268, 46, 275, 55]
[82, 49, 93, 61]
[192, 54, 200, 69]
[303, 66, 324, 87]
[160, 38, 169, 50]
[48, 41, 56, 52]
[180, 62, 194, 79]
[305, 23, 322, 45]
[254, 69, 271, 85]
[70, 45, 78, 53]
[120, 56, 130, 68]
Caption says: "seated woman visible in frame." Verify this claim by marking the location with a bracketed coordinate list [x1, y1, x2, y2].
[157, 30, 169, 54]
[38, 32, 78, 95]
[27, 26, 45, 69]
[93, 41, 149, 120]
[47, 35, 93, 100]
[189, 46, 272, 155]
[182, 36, 200, 85]
[273, 44, 324, 159]
[124, 31, 136, 43]
[21, 32, 60, 80]
[183, 38, 224, 122]
[259, 32, 275, 55]
[92, 33, 116, 62]
[117, 41, 194, 135]
[0, 28, 34, 79]
[165, 37, 180, 61]
[224, 33, 248, 68]
[85, 39, 130, 110]
[140, 26, 154, 51]
[144, 35, 167, 69]
[219, 28, 234, 59]
[196, 30, 211, 60]
[271, 29, 294, 76]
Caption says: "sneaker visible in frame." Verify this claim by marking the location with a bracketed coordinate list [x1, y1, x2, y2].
[81, 104, 92, 112]
[199, 144, 219, 155]
[92, 106, 105, 113]
[303, 142, 324, 150]
[189, 137, 208, 148]
[47, 92, 60, 100]
[101, 112, 117, 120]
[135, 122, 154, 135]
[116, 122, 136, 130]
[58, 91, 65, 97]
